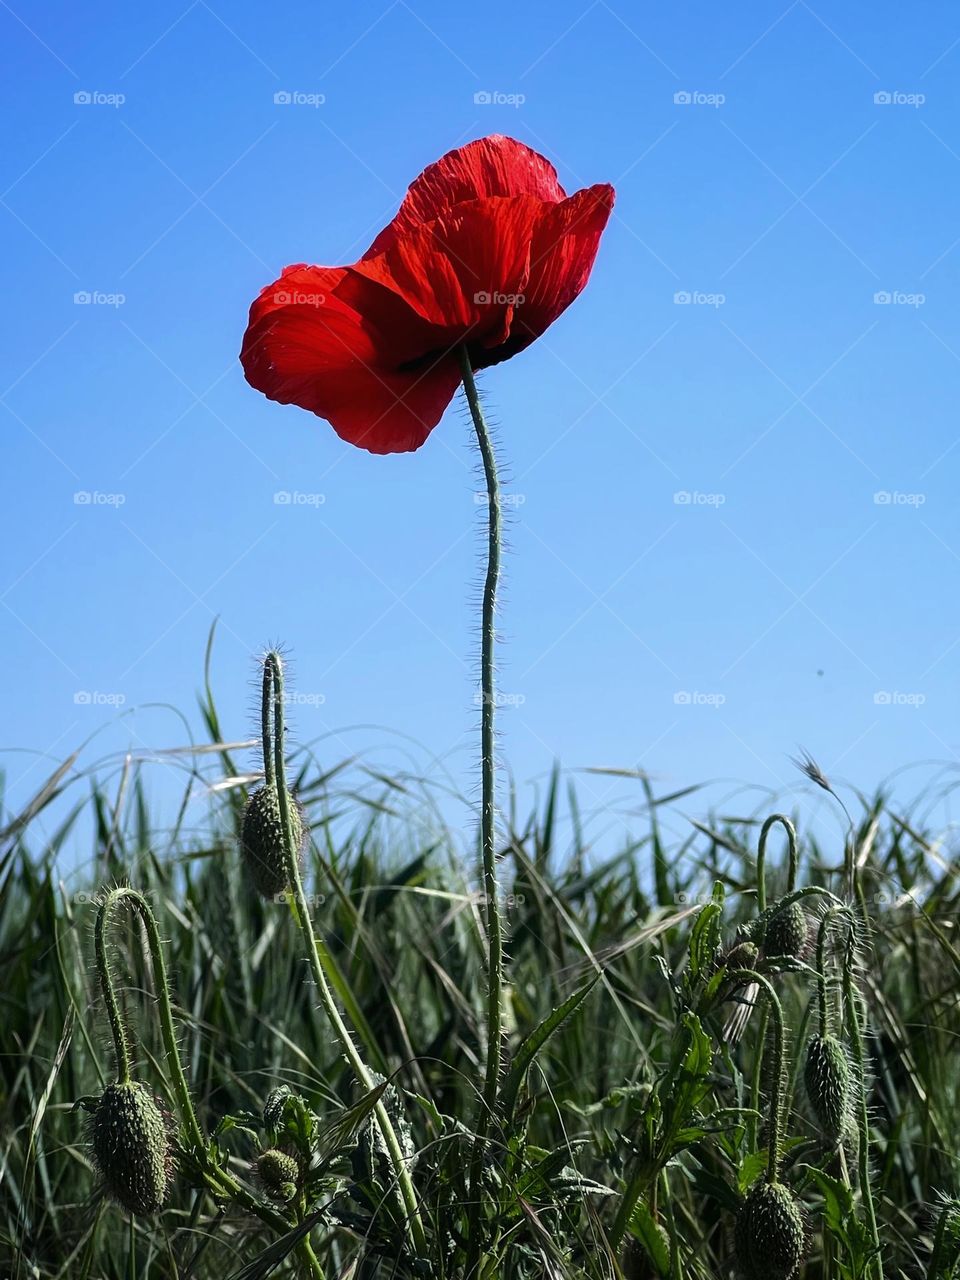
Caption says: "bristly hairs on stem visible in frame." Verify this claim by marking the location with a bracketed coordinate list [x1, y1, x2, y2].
[257, 648, 427, 1258]
[842, 924, 884, 1279]
[727, 969, 789, 1183]
[756, 813, 800, 913]
[458, 347, 510, 1274]
[94, 887, 206, 1158]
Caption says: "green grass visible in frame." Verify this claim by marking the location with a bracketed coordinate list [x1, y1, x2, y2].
[2, 654, 960, 1279]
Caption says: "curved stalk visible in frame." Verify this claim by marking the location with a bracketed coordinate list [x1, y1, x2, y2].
[264, 651, 426, 1256]
[95, 888, 327, 1276]
[756, 813, 799, 912]
[95, 888, 206, 1158]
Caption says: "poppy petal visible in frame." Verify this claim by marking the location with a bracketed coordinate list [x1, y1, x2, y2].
[240, 264, 462, 453]
[476, 183, 615, 367]
[365, 136, 566, 257]
[355, 196, 539, 353]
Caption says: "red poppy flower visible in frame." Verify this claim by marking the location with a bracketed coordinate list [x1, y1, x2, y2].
[241, 135, 614, 454]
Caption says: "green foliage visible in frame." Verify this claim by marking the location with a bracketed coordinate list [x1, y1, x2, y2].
[2, 670, 959, 1278]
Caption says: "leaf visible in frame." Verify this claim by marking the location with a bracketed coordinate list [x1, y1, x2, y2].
[501, 973, 601, 1119]
[626, 1199, 671, 1277]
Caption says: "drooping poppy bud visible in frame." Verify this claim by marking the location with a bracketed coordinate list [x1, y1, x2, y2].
[91, 1081, 172, 1216]
[735, 1180, 805, 1280]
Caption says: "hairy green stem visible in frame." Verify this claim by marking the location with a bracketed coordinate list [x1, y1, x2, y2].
[95, 888, 326, 1275]
[815, 905, 856, 1038]
[842, 932, 883, 1280]
[263, 652, 425, 1256]
[756, 813, 799, 912]
[459, 348, 506, 1270]
[729, 970, 788, 1183]
[95, 888, 206, 1157]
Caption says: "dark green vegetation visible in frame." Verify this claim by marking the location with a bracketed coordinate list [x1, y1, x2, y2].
[2, 657, 960, 1279]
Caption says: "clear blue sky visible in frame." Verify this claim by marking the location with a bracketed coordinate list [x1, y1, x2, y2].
[4, 1, 960, 865]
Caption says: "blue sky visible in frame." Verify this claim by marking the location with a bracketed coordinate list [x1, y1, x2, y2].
[4, 1, 960, 868]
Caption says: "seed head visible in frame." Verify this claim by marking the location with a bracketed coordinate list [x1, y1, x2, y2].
[735, 1180, 805, 1280]
[91, 1081, 172, 1216]
[240, 784, 304, 899]
[256, 1147, 300, 1202]
[804, 1034, 853, 1143]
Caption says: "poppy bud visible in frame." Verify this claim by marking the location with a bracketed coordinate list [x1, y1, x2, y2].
[735, 1180, 805, 1280]
[804, 1034, 853, 1142]
[91, 1081, 172, 1216]
[240, 784, 304, 899]
[763, 901, 809, 959]
[256, 1148, 300, 1201]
